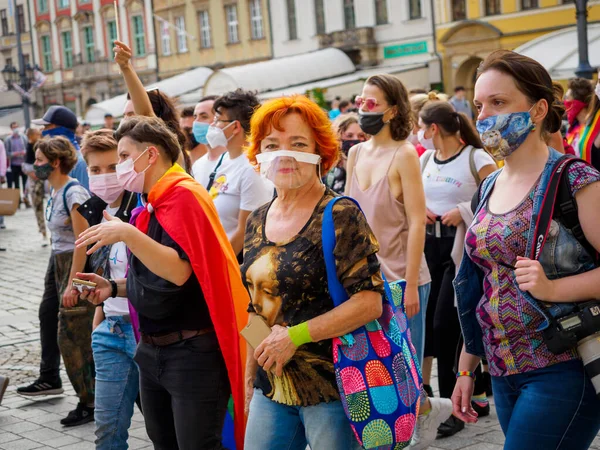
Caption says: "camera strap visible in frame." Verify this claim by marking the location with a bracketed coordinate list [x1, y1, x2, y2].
[531, 155, 599, 264]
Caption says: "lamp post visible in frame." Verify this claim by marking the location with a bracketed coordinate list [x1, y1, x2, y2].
[575, 0, 594, 79]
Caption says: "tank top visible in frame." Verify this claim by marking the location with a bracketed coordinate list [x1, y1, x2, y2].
[348, 145, 431, 286]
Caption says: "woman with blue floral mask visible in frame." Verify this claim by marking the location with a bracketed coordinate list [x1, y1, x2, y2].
[452, 50, 600, 449]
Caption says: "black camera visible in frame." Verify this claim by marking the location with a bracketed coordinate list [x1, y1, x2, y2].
[543, 301, 600, 398]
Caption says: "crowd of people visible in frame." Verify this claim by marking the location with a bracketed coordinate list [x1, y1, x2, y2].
[1, 43, 600, 450]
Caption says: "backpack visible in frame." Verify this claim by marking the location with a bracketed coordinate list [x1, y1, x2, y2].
[322, 196, 422, 449]
[421, 146, 481, 185]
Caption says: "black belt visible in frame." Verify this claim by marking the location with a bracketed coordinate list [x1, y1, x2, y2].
[426, 223, 457, 238]
[141, 328, 215, 347]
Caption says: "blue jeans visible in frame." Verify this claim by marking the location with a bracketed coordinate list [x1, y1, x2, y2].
[492, 359, 600, 450]
[407, 283, 430, 367]
[92, 316, 139, 450]
[245, 389, 361, 450]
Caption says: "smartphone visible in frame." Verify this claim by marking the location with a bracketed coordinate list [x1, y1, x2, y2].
[240, 315, 272, 349]
[72, 278, 97, 293]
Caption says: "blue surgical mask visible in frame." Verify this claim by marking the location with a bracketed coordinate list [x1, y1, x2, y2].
[192, 122, 210, 145]
[476, 107, 535, 160]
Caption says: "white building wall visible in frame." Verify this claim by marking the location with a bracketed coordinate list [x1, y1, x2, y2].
[271, 0, 319, 57]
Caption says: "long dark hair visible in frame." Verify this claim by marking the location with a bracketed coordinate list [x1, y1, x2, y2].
[420, 101, 483, 149]
[126, 89, 191, 172]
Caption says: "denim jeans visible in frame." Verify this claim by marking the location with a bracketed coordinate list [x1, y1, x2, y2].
[134, 332, 230, 450]
[492, 359, 600, 450]
[92, 316, 139, 450]
[245, 389, 362, 450]
[407, 283, 430, 367]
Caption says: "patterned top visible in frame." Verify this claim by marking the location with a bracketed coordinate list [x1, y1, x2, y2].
[241, 188, 384, 406]
[466, 161, 600, 376]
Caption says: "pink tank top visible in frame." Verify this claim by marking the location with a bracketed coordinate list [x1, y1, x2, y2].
[348, 146, 430, 286]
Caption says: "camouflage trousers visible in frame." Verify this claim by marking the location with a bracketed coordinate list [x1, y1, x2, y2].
[40, 251, 95, 405]
[29, 179, 46, 235]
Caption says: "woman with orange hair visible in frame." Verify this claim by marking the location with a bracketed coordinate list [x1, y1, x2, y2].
[241, 95, 385, 449]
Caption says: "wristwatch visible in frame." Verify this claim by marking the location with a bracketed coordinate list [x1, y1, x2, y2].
[109, 279, 118, 298]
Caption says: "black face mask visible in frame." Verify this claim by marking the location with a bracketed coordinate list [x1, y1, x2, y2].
[341, 139, 362, 155]
[185, 129, 200, 148]
[358, 111, 387, 136]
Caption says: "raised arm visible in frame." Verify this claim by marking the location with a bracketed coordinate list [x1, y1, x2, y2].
[114, 40, 154, 118]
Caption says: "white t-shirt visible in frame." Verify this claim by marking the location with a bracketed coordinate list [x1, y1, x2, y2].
[47, 180, 90, 253]
[208, 152, 273, 238]
[192, 153, 224, 189]
[101, 206, 130, 317]
[421, 146, 496, 216]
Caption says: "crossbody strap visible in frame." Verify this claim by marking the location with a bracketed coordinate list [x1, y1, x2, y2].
[420, 150, 434, 174]
[61, 180, 80, 215]
[468, 146, 481, 186]
[206, 152, 227, 191]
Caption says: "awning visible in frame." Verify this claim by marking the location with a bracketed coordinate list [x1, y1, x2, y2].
[84, 66, 213, 125]
[257, 63, 429, 100]
[514, 23, 600, 80]
[203, 48, 356, 96]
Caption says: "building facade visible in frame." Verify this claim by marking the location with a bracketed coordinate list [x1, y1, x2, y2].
[154, 0, 271, 78]
[435, 0, 600, 97]
[0, 0, 38, 123]
[30, 0, 158, 117]
[268, 0, 441, 93]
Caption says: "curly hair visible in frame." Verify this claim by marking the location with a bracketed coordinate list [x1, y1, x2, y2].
[568, 78, 594, 105]
[365, 74, 412, 141]
[35, 136, 78, 174]
[246, 95, 340, 173]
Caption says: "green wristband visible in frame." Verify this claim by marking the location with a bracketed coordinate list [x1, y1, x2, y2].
[288, 322, 313, 348]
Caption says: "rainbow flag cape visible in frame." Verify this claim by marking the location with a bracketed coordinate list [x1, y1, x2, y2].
[135, 164, 249, 449]
[579, 109, 600, 164]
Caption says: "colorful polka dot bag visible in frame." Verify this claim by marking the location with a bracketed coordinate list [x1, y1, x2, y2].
[322, 197, 422, 449]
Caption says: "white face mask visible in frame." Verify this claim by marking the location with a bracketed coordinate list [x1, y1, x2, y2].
[418, 129, 435, 150]
[256, 150, 322, 190]
[206, 122, 235, 149]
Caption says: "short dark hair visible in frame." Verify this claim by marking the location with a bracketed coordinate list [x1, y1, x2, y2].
[213, 89, 260, 134]
[198, 95, 219, 104]
[10, 122, 18, 128]
[115, 116, 181, 164]
[454, 86, 466, 93]
[180, 106, 195, 118]
[35, 136, 78, 174]
[339, 100, 350, 110]
[104, 113, 113, 118]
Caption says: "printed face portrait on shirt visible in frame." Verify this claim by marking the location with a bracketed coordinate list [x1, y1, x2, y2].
[245, 247, 284, 327]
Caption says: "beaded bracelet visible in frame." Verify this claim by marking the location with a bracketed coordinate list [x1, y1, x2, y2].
[456, 371, 476, 380]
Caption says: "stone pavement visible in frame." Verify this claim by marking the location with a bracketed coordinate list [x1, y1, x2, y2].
[1, 207, 599, 450]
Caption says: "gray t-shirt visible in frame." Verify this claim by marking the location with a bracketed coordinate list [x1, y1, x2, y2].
[47, 180, 90, 253]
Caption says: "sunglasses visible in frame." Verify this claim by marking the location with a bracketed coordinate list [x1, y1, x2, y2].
[354, 96, 381, 111]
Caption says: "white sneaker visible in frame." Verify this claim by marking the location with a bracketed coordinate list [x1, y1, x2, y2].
[409, 397, 453, 449]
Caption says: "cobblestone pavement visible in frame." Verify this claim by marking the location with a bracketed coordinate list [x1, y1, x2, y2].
[1, 208, 599, 450]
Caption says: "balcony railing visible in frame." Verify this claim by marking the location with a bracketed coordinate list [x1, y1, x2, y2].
[73, 58, 110, 81]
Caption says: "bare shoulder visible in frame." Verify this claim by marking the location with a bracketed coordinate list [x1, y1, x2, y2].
[393, 142, 420, 168]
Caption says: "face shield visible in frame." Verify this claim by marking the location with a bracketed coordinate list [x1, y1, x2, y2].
[256, 150, 322, 190]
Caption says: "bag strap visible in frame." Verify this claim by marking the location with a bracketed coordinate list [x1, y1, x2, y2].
[62, 180, 80, 215]
[420, 150, 434, 174]
[468, 146, 481, 186]
[206, 152, 227, 191]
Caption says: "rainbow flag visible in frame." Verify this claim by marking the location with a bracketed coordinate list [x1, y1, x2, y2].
[135, 164, 249, 449]
[579, 109, 600, 164]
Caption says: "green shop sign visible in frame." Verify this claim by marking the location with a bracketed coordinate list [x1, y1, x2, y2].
[384, 41, 428, 59]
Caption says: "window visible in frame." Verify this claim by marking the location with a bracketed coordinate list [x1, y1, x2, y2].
[286, 0, 297, 40]
[409, 0, 422, 19]
[160, 19, 171, 55]
[521, 0, 538, 6]
[485, 0, 501, 15]
[0, 10, 8, 36]
[175, 16, 187, 52]
[17, 5, 26, 32]
[61, 31, 73, 69]
[451, 0, 466, 21]
[250, 0, 264, 39]
[5, 57, 12, 67]
[107, 20, 117, 46]
[23, 54, 30, 66]
[58, 0, 69, 9]
[225, 4, 239, 43]
[375, 0, 388, 24]
[38, 0, 48, 13]
[314, 0, 325, 34]
[199, 10, 211, 48]
[83, 26, 94, 62]
[343, 0, 355, 29]
[132, 15, 145, 56]
[41, 35, 52, 71]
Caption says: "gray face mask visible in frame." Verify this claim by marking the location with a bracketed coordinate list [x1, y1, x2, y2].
[358, 108, 391, 136]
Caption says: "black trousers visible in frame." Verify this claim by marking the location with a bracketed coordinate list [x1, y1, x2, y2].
[135, 332, 231, 450]
[7, 164, 27, 193]
[39, 254, 62, 382]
